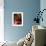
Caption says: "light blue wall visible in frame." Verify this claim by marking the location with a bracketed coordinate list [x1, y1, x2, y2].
[40, 0, 46, 27]
[4, 0, 40, 42]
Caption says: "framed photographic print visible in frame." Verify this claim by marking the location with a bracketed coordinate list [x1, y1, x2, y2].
[12, 12, 23, 26]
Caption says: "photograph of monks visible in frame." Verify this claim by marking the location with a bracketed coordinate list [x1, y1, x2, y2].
[12, 12, 23, 26]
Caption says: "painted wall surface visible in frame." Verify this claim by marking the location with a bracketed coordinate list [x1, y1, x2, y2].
[4, 0, 40, 42]
[40, 0, 46, 27]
